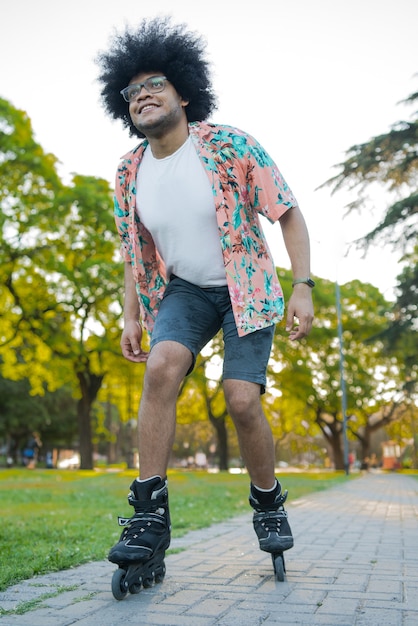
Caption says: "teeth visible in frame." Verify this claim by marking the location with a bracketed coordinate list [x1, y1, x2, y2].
[141, 105, 156, 113]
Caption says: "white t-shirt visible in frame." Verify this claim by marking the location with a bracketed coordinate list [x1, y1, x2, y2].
[136, 137, 227, 287]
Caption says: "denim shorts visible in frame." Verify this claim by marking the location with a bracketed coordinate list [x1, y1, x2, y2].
[150, 276, 275, 392]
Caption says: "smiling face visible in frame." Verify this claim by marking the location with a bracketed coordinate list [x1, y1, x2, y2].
[128, 71, 189, 141]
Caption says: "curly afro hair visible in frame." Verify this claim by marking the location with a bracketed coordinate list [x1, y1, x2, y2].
[96, 16, 217, 138]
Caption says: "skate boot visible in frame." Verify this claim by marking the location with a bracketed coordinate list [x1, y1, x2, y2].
[108, 476, 171, 600]
[249, 481, 293, 553]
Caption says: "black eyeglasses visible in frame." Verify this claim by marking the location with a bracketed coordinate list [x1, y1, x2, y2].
[120, 76, 168, 103]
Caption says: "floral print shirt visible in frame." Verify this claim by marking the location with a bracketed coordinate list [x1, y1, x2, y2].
[113, 122, 298, 337]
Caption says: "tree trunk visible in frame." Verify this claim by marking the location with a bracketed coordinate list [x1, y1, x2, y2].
[410, 409, 418, 470]
[77, 394, 93, 470]
[325, 431, 344, 470]
[76, 369, 104, 470]
[317, 414, 345, 470]
[359, 425, 372, 463]
[208, 414, 229, 471]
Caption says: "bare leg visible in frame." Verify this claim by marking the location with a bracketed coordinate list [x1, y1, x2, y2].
[137, 341, 192, 479]
[224, 380, 294, 557]
[223, 379, 276, 489]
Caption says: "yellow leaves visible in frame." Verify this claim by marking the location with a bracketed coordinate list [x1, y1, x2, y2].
[96, 354, 145, 424]
[0, 323, 73, 394]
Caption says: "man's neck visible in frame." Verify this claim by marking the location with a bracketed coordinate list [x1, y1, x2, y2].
[146, 125, 189, 159]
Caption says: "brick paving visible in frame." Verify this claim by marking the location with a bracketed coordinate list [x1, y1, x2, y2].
[1, 472, 417, 625]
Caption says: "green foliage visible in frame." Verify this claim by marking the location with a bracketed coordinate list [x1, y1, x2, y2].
[0, 468, 354, 591]
[373, 248, 418, 385]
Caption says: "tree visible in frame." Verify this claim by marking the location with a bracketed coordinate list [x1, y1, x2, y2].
[0, 375, 78, 464]
[323, 90, 417, 249]
[322, 87, 418, 410]
[95, 355, 146, 468]
[0, 98, 126, 468]
[267, 270, 403, 469]
[175, 342, 232, 471]
[193, 358, 230, 471]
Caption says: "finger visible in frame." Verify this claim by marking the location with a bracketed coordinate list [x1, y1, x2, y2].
[123, 350, 149, 363]
[131, 345, 141, 356]
[298, 313, 313, 336]
[289, 318, 312, 341]
[121, 336, 139, 354]
[288, 328, 302, 341]
[137, 352, 149, 362]
[285, 310, 296, 332]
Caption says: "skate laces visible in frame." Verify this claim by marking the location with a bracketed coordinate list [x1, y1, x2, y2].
[118, 511, 166, 527]
[254, 507, 288, 534]
[251, 487, 289, 534]
[117, 511, 167, 543]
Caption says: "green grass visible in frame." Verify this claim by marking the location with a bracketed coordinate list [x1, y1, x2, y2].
[0, 468, 352, 591]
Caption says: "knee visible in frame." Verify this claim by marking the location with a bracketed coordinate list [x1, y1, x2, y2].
[225, 393, 260, 430]
[145, 353, 174, 388]
[145, 345, 190, 390]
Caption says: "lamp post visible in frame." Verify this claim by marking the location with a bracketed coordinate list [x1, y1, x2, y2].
[335, 279, 350, 475]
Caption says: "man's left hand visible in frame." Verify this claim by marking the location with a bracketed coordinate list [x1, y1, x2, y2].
[285, 287, 314, 341]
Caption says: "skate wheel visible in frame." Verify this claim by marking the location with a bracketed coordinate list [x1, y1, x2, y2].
[154, 562, 166, 584]
[111, 568, 128, 600]
[142, 576, 153, 588]
[272, 553, 285, 582]
[129, 582, 142, 594]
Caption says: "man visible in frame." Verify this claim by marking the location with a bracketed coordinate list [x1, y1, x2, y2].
[97, 17, 314, 576]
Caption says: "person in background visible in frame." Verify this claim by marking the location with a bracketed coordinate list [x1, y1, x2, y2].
[96, 16, 314, 574]
[22, 432, 42, 469]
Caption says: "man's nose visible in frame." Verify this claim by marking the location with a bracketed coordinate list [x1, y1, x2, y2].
[135, 85, 150, 101]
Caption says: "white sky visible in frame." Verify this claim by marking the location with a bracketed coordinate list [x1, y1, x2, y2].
[1, 0, 417, 301]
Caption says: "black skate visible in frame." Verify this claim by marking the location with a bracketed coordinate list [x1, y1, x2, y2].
[109, 476, 171, 600]
[249, 483, 293, 581]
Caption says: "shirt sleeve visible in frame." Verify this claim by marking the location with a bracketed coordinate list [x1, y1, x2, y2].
[245, 135, 299, 224]
[113, 164, 132, 262]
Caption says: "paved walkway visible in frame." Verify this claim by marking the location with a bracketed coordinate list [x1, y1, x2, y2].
[1, 472, 417, 626]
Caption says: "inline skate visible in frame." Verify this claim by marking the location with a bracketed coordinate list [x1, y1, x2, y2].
[108, 476, 171, 600]
[249, 481, 293, 581]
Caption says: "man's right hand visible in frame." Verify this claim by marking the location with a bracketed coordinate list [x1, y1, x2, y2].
[121, 320, 149, 363]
